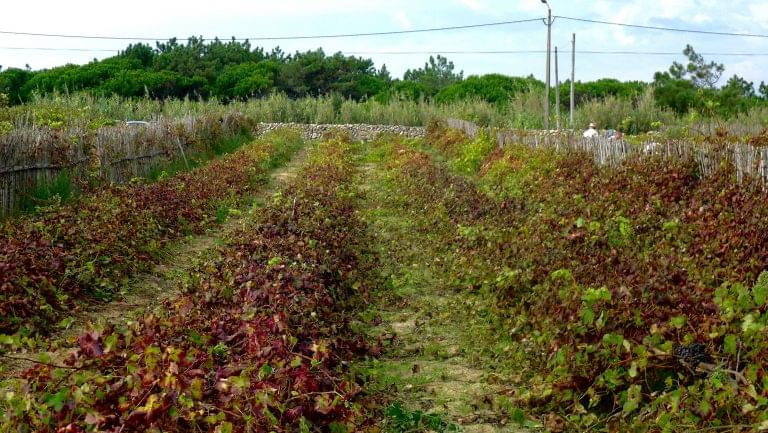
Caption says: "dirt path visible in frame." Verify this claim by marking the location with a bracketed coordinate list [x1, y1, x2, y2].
[0, 144, 310, 379]
[357, 156, 534, 432]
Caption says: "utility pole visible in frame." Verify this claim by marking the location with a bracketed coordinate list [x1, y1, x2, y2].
[542, 0, 552, 131]
[555, 46, 560, 130]
[570, 33, 576, 129]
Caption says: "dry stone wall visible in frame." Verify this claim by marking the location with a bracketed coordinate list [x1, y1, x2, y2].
[256, 122, 425, 141]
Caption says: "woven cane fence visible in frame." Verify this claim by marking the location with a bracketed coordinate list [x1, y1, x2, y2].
[0, 113, 251, 217]
[446, 118, 768, 185]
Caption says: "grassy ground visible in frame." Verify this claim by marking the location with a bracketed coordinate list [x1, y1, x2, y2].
[354, 141, 539, 432]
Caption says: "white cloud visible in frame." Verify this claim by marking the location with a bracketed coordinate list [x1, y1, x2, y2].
[393, 10, 413, 30]
[727, 59, 757, 82]
[748, 3, 768, 29]
[518, 0, 545, 13]
[456, 0, 483, 11]
[591, 0, 720, 25]
[690, 13, 713, 24]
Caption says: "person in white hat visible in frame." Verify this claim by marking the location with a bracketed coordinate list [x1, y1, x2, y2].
[583, 122, 599, 139]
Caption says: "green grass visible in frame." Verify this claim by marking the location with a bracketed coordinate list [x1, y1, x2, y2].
[354, 142, 539, 432]
[386, 403, 460, 433]
[19, 169, 74, 213]
[147, 130, 255, 182]
[258, 130, 305, 172]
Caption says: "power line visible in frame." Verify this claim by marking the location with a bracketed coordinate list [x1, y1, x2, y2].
[3, 46, 768, 57]
[0, 18, 543, 42]
[582, 51, 768, 56]
[342, 50, 768, 56]
[2, 15, 767, 43]
[248, 18, 544, 40]
[556, 16, 768, 39]
[0, 46, 118, 52]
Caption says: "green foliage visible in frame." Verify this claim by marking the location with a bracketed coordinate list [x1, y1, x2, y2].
[0, 120, 12, 135]
[144, 131, 254, 183]
[670, 44, 725, 89]
[403, 55, 463, 97]
[574, 87, 675, 133]
[1, 41, 390, 103]
[415, 126, 768, 430]
[654, 45, 762, 118]
[449, 133, 495, 174]
[386, 403, 459, 433]
[388, 80, 429, 102]
[561, 78, 647, 107]
[277, 49, 385, 100]
[653, 73, 700, 114]
[436, 74, 542, 105]
[0, 67, 33, 103]
[19, 170, 74, 212]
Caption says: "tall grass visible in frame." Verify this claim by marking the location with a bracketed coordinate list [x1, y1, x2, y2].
[2, 89, 768, 136]
[507, 87, 547, 130]
[675, 105, 768, 138]
[573, 88, 676, 134]
[0, 92, 506, 129]
[19, 170, 74, 212]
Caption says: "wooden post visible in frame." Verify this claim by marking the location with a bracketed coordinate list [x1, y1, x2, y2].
[570, 33, 576, 129]
[175, 137, 191, 170]
[544, 7, 552, 131]
[555, 46, 561, 131]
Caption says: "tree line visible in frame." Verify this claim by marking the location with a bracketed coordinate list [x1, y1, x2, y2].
[0, 38, 766, 118]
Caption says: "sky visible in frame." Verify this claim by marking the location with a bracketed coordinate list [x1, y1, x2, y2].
[1, 0, 768, 85]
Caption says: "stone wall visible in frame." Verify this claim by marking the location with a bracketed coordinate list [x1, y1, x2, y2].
[255, 122, 425, 141]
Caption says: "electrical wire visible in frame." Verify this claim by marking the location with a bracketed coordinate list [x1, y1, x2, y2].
[247, 18, 544, 40]
[3, 46, 768, 57]
[0, 18, 543, 42]
[0, 46, 118, 52]
[2, 14, 767, 55]
[0, 15, 765, 42]
[342, 50, 768, 56]
[556, 16, 768, 39]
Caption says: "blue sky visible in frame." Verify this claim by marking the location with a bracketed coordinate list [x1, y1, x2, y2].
[1, 0, 767, 86]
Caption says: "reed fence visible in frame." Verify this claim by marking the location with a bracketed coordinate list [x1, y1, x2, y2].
[446, 118, 768, 185]
[0, 113, 251, 217]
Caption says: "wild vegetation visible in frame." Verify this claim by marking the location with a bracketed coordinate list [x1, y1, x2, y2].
[396, 122, 768, 431]
[0, 92, 500, 130]
[2, 41, 768, 133]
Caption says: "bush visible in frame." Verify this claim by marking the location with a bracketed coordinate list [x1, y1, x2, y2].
[436, 74, 543, 106]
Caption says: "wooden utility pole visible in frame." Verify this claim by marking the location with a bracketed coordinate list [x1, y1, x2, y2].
[570, 33, 576, 129]
[555, 46, 561, 130]
[543, 1, 552, 131]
